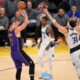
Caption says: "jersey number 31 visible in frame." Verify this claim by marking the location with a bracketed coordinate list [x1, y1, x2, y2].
[72, 37, 78, 44]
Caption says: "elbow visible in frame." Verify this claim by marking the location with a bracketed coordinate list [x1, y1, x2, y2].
[24, 17, 28, 27]
[24, 20, 28, 27]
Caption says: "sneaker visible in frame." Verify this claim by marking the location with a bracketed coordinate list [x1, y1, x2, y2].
[4, 42, 8, 48]
[48, 73, 53, 79]
[51, 41, 58, 47]
[39, 73, 45, 79]
[42, 72, 52, 80]
[42, 72, 51, 80]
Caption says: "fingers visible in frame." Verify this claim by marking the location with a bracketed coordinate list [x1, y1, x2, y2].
[43, 8, 48, 15]
[21, 10, 27, 17]
[17, 10, 27, 17]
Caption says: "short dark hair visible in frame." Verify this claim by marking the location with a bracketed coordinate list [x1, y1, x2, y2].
[27, 0, 32, 3]
[69, 20, 76, 28]
[71, 4, 77, 7]
[42, 16, 48, 21]
[58, 7, 65, 12]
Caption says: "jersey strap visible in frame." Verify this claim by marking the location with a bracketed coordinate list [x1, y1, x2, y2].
[46, 25, 50, 36]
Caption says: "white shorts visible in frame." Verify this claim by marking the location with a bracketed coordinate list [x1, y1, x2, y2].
[38, 43, 54, 59]
[71, 50, 80, 77]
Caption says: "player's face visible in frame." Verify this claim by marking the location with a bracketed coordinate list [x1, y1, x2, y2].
[41, 18, 47, 26]
[10, 21, 20, 30]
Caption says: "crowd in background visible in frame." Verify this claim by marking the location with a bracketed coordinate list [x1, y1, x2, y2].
[0, 0, 80, 47]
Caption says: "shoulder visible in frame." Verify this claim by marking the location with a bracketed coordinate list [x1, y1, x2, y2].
[53, 14, 58, 19]
[4, 16, 9, 19]
[47, 25, 53, 32]
[76, 10, 80, 15]
[67, 10, 72, 15]
[64, 14, 69, 18]
[53, 14, 58, 17]
[3, 16, 9, 21]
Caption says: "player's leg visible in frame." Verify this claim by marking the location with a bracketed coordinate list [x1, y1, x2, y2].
[12, 59, 22, 80]
[38, 45, 49, 79]
[46, 47, 54, 73]
[20, 50, 35, 80]
[16, 68, 22, 80]
[37, 45, 46, 73]
[71, 51, 80, 79]
[44, 47, 54, 79]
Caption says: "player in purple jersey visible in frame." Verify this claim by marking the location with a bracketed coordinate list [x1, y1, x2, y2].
[8, 10, 35, 80]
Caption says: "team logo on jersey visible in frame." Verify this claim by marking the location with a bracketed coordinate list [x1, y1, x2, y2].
[8, 34, 12, 37]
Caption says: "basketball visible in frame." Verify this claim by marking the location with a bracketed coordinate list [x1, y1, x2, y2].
[17, 1, 26, 10]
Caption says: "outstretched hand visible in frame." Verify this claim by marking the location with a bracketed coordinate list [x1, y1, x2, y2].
[43, 8, 49, 15]
[21, 10, 27, 17]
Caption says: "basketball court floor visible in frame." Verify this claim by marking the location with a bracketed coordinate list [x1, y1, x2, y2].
[0, 38, 79, 80]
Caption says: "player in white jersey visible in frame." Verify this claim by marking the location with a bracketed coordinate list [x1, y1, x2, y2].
[37, 15, 56, 79]
[44, 8, 80, 79]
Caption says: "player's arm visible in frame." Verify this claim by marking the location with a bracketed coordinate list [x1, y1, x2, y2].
[45, 27, 55, 50]
[44, 9, 67, 35]
[38, 38, 42, 49]
[75, 25, 80, 32]
[15, 10, 28, 33]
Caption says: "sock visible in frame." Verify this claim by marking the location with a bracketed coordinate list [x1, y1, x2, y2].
[47, 58, 53, 74]
[16, 68, 22, 80]
[30, 75, 34, 80]
[38, 57, 45, 73]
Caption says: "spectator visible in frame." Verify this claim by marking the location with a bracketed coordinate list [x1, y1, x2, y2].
[3, 0, 20, 20]
[58, 0, 70, 12]
[26, 0, 37, 19]
[53, 8, 69, 41]
[26, 0, 38, 46]
[0, 7, 9, 47]
[54, 8, 69, 26]
[0, 7, 9, 29]
[67, 5, 80, 25]
[69, 0, 80, 10]
[48, 2, 57, 13]
[74, 0, 80, 10]
[33, 0, 48, 8]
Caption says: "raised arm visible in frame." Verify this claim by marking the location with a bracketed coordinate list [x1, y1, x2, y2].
[15, 10, 28, 33]
[75, 25, 80, 32]
[43, 9, 67, 35]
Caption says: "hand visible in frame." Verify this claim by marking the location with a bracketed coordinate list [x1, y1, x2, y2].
[21, 10, 27, 17]
[45, 46, 49, 50]
[38, 44, 40, 49]
[43, 8, 49, 15]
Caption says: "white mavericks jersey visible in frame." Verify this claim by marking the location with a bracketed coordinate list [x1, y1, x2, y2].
[66, 29, 80, 49]
[41, 25, 51, 46]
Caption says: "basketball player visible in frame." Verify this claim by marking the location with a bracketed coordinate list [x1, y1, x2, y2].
[44, 8, 80, 79]
[38, 14, 56, 79]
[8, 10, 35, 80]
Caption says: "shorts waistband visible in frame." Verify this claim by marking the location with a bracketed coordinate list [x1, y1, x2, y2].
[70, 45, 80, 54]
